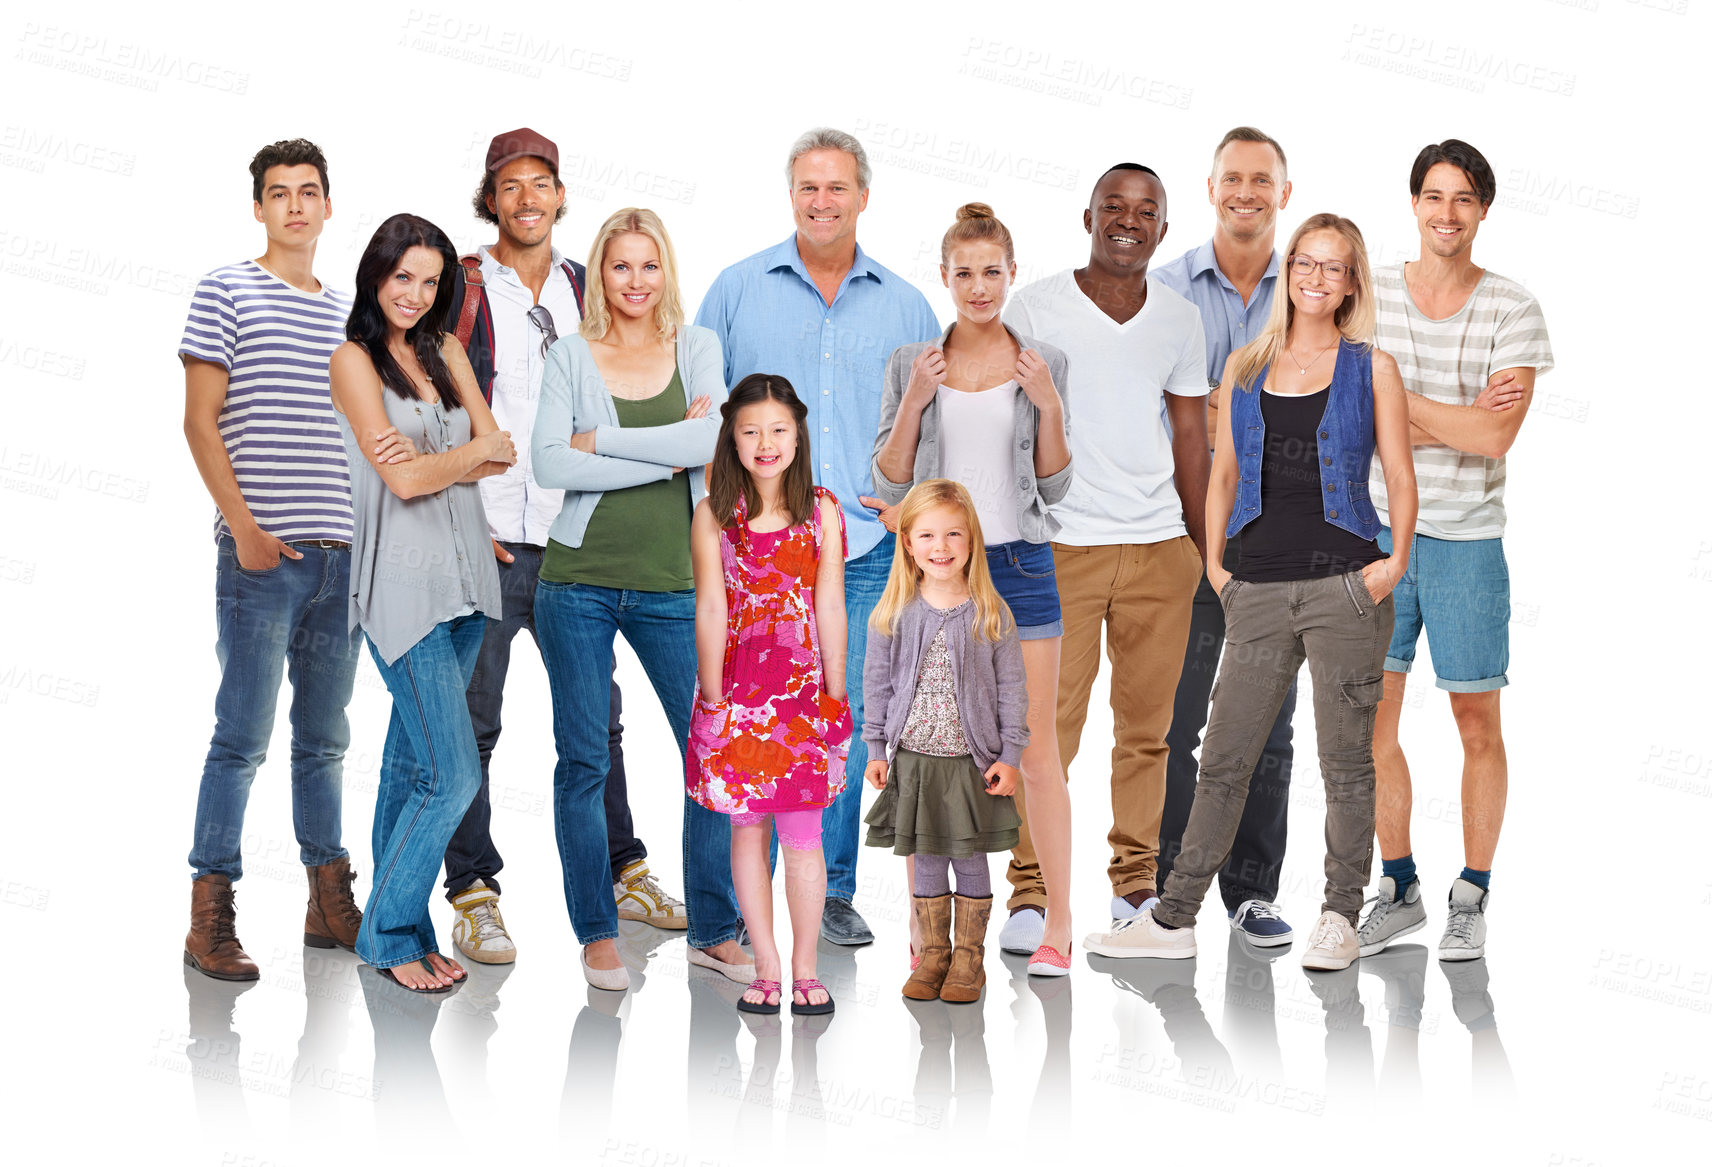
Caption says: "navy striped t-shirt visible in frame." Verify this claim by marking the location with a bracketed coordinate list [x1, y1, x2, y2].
[179, 260, 354, 543]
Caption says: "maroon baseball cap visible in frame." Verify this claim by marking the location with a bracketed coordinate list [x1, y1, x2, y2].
[485, 127, 558, 174]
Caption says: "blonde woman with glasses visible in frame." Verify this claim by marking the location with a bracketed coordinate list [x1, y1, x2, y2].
[1084, 212, 1417, 973]
[532, 208, 750, 990]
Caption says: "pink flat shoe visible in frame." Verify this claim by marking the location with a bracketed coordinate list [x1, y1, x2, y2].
[1027, 943, 1071, 977]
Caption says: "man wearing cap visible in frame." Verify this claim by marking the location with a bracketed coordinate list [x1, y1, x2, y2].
[440, 128, 690, 967]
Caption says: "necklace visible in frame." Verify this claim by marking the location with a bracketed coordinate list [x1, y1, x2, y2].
[1285, 339, 1337, 375]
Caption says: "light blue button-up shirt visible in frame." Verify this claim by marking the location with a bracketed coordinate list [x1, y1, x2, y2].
[695, 235, 939, 560]
[1153, 238, 1280, 385]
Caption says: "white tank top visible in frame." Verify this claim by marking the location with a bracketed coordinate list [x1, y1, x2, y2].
[936, 380, 1022, 546]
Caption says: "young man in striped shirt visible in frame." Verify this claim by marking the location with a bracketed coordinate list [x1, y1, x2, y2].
[1357, 140, 1553, 963]
[179, 139, 382, 979]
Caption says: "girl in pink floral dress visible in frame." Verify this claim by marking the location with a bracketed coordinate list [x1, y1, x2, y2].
[688, 374, 850, 1016]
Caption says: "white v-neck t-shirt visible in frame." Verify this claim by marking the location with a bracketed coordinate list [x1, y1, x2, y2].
[1006, 269, 1207, 546]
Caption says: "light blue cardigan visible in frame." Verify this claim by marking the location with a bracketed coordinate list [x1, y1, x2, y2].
[532, 324, 727, 550]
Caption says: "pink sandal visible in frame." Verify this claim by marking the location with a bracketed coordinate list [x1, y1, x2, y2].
[736, 978, 781, 1014]
[791, 977, 835, 1016]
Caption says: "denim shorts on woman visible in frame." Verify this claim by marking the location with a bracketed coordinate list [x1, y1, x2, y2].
[985, 539, 1062, 640]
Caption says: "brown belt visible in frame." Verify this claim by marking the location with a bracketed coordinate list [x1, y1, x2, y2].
[290, 540, 352, 550]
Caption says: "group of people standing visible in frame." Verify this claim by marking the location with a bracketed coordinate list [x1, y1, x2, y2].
[179, 122, 1551, 1014]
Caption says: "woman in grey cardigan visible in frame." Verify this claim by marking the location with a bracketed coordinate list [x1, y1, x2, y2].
[531, 208, 748, 990]
[871, 203, 1076, 975]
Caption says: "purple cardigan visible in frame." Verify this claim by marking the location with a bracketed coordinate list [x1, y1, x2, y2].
[862, 596, 1030, 771]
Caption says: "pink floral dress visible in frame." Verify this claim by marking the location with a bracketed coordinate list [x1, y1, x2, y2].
[687, 487, 853, 814]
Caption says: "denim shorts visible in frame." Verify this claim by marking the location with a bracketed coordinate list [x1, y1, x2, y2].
[985, 539, 1062, 640]
[1377, 527, 1509, 692]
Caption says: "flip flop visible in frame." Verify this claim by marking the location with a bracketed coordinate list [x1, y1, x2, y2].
[736, 978, 782, 1014]
[424, 953, 467, 982]
[791, 977, 835, 1015]
[376, 963, 453, 994]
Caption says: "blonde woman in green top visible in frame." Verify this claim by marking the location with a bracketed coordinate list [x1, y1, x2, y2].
[531, 208, 748, 990]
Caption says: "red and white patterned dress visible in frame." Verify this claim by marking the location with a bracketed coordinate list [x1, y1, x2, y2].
[686, 486, 852, 814]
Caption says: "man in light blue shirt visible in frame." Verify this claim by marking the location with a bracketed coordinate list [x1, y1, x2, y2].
[1153, 126, 1301, 947]
[696, 127, 939, 946]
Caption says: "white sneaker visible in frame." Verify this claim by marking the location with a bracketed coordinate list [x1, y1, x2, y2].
[1110, 894, 1159, 925]
[1438, 879, 1489, 961]
[1301, 911, 1359, 971]
[999, 907, 1045, 955]
[1082, 908, 1196, 960]
[451, 880, 516, 964]
[614, 860, 689, 930]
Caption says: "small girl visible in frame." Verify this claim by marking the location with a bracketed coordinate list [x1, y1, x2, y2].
[687, 374, 851, 1017]
[863, 479, 1029, 1003]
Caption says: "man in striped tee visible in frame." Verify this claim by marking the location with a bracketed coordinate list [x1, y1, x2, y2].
[179, 139, 384, 980]
[1357, 140, 1554, 965]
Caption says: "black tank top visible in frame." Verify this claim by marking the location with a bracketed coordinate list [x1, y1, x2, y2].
[1235, 388, 1383, 583]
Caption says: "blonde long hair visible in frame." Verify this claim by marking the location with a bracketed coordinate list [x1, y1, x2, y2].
[579, 207, 685, 344]
[1228, 212, 1375, 390]
[870, 480, 1011, 643]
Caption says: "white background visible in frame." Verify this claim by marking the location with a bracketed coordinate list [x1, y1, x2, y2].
[2, 0, 1706, 1163]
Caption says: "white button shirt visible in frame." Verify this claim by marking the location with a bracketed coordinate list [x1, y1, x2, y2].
[476, 244, 584, 546]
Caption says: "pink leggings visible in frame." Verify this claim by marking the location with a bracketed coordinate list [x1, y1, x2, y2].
[730, 809, 824, 852]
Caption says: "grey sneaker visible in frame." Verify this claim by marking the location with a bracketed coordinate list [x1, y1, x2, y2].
[999, 906, 1045, 955]
[1438, 879, 1488, 961]
[1357, 876, 1426, 957]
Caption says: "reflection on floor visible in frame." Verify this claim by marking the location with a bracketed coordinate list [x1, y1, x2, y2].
[178, 919, 1519, 1153]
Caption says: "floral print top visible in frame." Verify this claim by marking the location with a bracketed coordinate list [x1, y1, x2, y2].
[687, 487, 852, 814]
[897, 623, 971, 757]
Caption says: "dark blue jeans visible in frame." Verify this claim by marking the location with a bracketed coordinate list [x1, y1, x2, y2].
[360, 613, 486, 968]
[190, 538, 360, 880]
[535, 581, 740, 949]
[445, 543, 644, 898]
[1159, 550, 1297, 910]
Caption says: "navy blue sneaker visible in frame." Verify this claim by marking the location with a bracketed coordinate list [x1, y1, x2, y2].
[1228, 899, 1293, 947]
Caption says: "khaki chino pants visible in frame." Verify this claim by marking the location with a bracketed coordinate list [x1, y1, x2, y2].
[1005, 536, 1201, 911]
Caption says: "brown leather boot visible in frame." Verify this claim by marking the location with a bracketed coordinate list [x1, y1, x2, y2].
[940, 894, 993, 1003]
[901, 894, 953, 1000]
[304, 857, 363, 951]
[185, 874, 260, 981]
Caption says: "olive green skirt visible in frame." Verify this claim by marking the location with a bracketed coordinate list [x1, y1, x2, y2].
[864, 748, 1021, 858]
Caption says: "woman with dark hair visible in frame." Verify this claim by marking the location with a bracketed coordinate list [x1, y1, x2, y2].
[329, 212, 517, 993]
[532, 207, 746, 991]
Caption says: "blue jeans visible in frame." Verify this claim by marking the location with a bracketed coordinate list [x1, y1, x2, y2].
[359, 613, 486, 968]
[190, 538, 360, 880]
[821, 534, 893, 901]
[1378, 528, 1510, 692]
[446, 543, 645, 898]
[535, 581, 740, 948]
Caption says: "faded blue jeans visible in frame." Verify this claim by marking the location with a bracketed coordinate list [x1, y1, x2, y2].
[535, 581, 740, 949]
[358, 613, 485, 969]
[189, 538, 359, 880]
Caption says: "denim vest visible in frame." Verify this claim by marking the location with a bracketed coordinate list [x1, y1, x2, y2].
[1226, 339, 1380, 541]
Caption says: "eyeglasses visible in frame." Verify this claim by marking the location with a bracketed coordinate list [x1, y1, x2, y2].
[1287, 254, 1351, 283]
[527, 304, 558, 360]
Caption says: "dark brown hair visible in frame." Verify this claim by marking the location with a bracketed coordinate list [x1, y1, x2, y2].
[708, 375, 815, 528]
[1409, 139, 1496, 207]
[249, 138, 329, 203]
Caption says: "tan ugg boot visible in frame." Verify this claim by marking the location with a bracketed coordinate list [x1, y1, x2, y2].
[901, 894, 953, 1000]
[939, 894, 992, 1003]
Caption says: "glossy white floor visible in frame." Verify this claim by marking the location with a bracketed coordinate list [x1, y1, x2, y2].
[4, 1, 1703, 1162]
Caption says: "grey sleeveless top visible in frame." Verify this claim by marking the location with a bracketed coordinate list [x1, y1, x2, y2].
[338, 387, 501, 665]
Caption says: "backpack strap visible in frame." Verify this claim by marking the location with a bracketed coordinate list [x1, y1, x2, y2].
[453, 253, 486, 350]
[562, 258, 587, 320]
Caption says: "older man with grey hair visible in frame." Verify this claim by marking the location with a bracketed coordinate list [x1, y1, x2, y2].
[695, 127, 939, 945]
